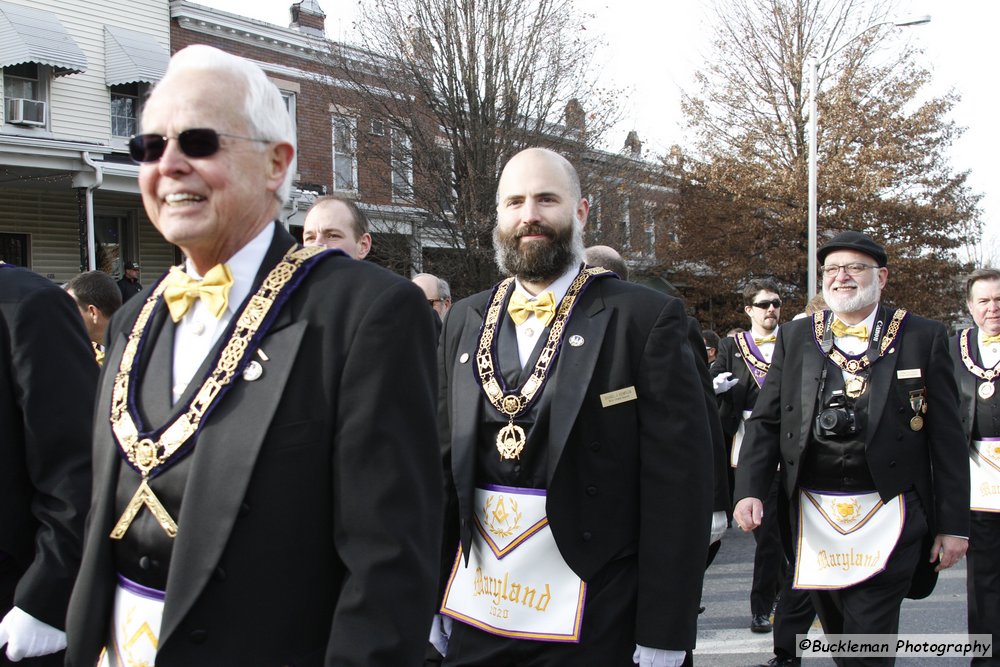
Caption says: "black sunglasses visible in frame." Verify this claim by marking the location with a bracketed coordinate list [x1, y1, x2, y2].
[751, 299, 782, 309]
[128, 129, 271, 163]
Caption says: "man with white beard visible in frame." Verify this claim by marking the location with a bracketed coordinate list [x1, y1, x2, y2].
[430, 147, 713, 667]
[733, 231, 968, 666]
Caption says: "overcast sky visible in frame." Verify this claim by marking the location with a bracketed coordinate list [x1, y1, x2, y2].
[196, 0, 998, 255]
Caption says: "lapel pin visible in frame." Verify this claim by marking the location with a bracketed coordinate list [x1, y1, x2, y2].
[243, 360, 263, 382]
[460, 352, 470, 363]
[569, 335, 585, 347]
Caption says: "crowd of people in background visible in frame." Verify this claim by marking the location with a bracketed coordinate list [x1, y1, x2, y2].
[0, 45, 995, 667]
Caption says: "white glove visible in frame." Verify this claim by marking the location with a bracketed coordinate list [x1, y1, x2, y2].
[0, 606, 67, 661]
[633, 644, 686, 667]
[709, 510, 727, 544]
[429, 613, 453, 657]
[712, 371, 738, 395]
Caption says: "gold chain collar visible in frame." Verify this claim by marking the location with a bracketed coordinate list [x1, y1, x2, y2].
[960, 328, 1000, 381]
[476, 268, 610, 459]
[812, 308, 907, 375]
[110, 244, 325, 478]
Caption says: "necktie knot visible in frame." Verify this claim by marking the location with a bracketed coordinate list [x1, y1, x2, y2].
[507, 290, 557, 327]
[754, 334, 776, 345]
[163, 264, 234, 322]
[831, 320, 868, 341]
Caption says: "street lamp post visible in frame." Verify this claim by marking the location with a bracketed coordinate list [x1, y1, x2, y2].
[805, 15, 930, 299]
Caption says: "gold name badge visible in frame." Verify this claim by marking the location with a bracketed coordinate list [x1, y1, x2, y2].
[600, 386, 638, 408]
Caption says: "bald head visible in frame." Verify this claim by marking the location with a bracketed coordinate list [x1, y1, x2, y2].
[585, 245, 628, 281]
[499, 148, 582, 203]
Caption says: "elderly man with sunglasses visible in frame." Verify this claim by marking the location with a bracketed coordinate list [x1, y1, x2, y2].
[733, 231, 968, 666]
[65, 45, 443, 667]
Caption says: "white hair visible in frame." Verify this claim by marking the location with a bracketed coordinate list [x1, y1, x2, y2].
[152, 45, 297, 203]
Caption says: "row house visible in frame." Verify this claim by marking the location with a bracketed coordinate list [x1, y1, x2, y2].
[171, 0, 441, 275]
[0, 0, 680, 290]
[0, 0, 175, 281]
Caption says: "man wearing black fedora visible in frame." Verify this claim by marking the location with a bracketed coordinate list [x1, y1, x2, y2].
[733, 231, 968, 665]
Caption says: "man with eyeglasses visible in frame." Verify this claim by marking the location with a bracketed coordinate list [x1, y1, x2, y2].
[65, 45, 443, 666]
[412, 272, 452, 325]
[734, 231, 968, 664]
[711, 279, 786, 636]
[951, 267, 1000, 665]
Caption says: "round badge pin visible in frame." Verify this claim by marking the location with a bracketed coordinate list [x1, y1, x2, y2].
[242, 360, 263, 382]
[460, 352, 470, 364]
[568, 335, 585, 347]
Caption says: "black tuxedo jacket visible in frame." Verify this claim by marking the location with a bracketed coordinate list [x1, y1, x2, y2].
[711, 334, 763, 444]
[438, 275, 714, 650]
[951, 327, 981, 443]
[734, 311, 969, 542]
[66, 225, 443, 666]
[688, 317, 730, 515]
[0, 267, 96, 629]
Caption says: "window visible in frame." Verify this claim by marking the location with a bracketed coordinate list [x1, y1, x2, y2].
[391, 129, 413, 201]
[370, 118, 385, 136]
[435, 146, 455, 212]
[94, 211, 137, 277]
[0, 232, 30, 267]
[4, 63, 46, 127]
[332, 115, 357, 192]
[280, 91, 297, 154]
[110, 83, 144, 137]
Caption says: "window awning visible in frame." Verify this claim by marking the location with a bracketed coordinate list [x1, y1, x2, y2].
[0, 1, 87, 76]
[104, 25, 168, 87]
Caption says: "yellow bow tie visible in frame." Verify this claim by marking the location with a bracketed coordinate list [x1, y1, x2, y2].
[507, 290, 557, 327]
[162, 264, 234, 323]
[754, 335, 776, 345]
[831, 320, 869, 341]
[984, 333, 1000, 344]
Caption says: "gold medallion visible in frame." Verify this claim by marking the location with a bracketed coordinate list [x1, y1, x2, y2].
[844, 375, 867, 399]
[496, 422, 527, 460]
[980, 382, 996, 400]
[910, 415, 924, 431]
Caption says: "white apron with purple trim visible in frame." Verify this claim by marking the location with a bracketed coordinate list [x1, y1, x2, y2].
[441, 485, 586, 642]
[730, 409, 754, 468]
[794, 489, 904, 590]
[97, 575, 164, 667]
[971, 438, 1000, 512]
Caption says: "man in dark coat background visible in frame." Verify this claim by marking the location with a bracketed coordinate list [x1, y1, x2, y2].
[0, 264, 96, 665]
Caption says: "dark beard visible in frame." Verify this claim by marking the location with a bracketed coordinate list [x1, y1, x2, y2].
[493, 221, 582, 283]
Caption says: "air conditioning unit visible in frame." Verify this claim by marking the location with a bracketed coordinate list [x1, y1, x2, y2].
[5, 98, 45, 126]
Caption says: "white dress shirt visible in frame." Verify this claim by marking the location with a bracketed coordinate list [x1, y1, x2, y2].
[979, 328, 1000, 370]
[171, 224, 273, 404]
[511, 265, 579, 368]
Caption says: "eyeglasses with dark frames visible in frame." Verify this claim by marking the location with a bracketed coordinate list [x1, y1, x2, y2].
[751, 299, 782, 310]
[821, 263, 879, 277]
[128, 128, 272, 163]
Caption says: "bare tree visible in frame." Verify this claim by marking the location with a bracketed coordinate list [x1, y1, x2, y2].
[665, 0, 981, 325]
[342, 0, 620, 296]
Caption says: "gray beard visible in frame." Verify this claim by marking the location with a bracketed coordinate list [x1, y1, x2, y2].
[823, 279, 880, 316]
[493, 219, 585, 283]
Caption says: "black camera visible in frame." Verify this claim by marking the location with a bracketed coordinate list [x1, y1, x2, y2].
[815, 390, 859, 438]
